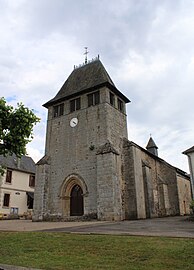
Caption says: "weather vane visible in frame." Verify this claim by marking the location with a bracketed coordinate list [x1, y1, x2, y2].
[84, 47, 89, 64]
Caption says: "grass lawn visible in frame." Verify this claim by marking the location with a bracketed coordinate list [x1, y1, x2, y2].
[0, 232, 194, 270]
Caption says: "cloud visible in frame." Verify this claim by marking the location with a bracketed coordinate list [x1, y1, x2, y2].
[1, 0, 194, 172]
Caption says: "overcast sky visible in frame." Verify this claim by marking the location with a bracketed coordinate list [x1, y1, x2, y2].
[1, 0, 194, 172]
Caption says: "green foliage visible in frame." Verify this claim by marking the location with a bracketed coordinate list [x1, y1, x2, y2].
[190, 200, 194, 209]
[0, 97, 40, 157]
[190, 200, 194, 214]
[0, 165, 6, 176]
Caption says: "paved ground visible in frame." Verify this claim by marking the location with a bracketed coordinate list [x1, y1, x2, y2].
[0, 219, 106, 232]
[0, 216, 194, 238]
[40, 216, 194, 238]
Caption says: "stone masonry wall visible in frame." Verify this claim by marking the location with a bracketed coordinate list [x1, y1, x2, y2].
[122, 140, 182, 220]
[97, 152, 123, 221]
[37, 86, 128, 220]
[177, 174, 192, 215]
[122, 139, 137, 219]
[33, 162, 50, 221]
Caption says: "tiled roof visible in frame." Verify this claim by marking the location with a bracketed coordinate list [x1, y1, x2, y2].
[43, 59, 130, 108]
[0, 154, 35, 174]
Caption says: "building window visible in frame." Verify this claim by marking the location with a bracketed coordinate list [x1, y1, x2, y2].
[3, 193, 10, 207]
[29, 175, 35, 188]
[27, 193, 34, 209]
[117, 98, 124, 112]
[53, 103, 64, 118]
[109, 92, 115, 106]
[5, 170, 12, 184]
[10, 207, 19, 214]
[88, 91, 100, 107]
[70, 97, 81, 112]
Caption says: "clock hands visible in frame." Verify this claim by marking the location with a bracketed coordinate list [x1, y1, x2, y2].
[70, 118, 78, 127]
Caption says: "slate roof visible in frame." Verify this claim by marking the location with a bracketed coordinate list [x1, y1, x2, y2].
[0, 154, 35, 174]
[146, 137, 158, 149]
[43, 59, 130, 108]
[183, 146, 194, 155]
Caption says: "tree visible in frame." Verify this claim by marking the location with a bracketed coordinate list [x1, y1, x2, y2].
[190, 200, 194, 216]
[0, 97, 40, 159]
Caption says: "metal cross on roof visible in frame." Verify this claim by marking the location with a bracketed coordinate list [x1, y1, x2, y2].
[84, 47, 89, 64]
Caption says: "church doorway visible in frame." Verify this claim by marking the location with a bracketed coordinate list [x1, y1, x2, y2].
[70, 184, 84, 216]
[60, 174, 88, 217]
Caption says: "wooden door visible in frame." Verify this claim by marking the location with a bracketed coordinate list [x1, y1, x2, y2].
[70, 185, 83, 216]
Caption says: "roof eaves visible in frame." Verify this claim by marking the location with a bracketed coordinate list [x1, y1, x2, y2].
[182, 146, 194, 155]
[175, 167, 190, 179]
[43, 82, 130, 108]
[6, 167, 35, 174]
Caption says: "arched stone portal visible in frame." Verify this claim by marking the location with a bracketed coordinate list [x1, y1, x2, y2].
[60, 174, 88, 217]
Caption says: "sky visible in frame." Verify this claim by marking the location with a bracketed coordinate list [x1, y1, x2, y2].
[1, 0, 194, 172]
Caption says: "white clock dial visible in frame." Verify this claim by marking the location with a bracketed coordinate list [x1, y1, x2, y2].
[70, 117, 78, 127]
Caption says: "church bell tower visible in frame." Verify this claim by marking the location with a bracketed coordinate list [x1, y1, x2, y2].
[33, 57, 130, 221]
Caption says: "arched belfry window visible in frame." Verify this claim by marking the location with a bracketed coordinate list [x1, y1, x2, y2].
[70, 185, 84, 216]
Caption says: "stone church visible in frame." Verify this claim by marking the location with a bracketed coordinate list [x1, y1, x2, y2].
[33, 57, 192, 221]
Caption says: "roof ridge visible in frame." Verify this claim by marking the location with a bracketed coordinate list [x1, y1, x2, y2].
[73, 56, 100, 70]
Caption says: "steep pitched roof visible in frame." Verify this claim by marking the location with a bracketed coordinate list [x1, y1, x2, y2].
[43, 59, 130, 108]
[146, 137, 158, 149]
[0, 154, 35, 174]
[183, 146, 194, 155]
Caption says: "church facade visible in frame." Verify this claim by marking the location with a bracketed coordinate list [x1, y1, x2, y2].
[33, 58, 192, 221]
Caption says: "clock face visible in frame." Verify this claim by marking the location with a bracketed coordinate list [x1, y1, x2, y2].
[70, 117, 78, 127]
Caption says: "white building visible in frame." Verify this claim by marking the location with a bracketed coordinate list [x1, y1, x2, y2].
[183, 146, 194, 199]
[0, 154, 35, 218]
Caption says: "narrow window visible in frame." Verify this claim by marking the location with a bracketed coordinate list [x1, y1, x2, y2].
[70, 98, 81, 112]
[88, 94, 93, 107]
[59, 104, 64, 116]
[53, 105, 59, 118]
[88, 91, 100, 107]
[5, 170, 12, 184]
[94, 91, 100, 105]
[76, 98, 81, 110]
[29, 175, 35, 187]
[118, 98, 124, 112]
[109, 92, 115, 106]
[53, 103, 64, 118]
[70, 100, 76, 112]
[3, 194, 10, 207]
